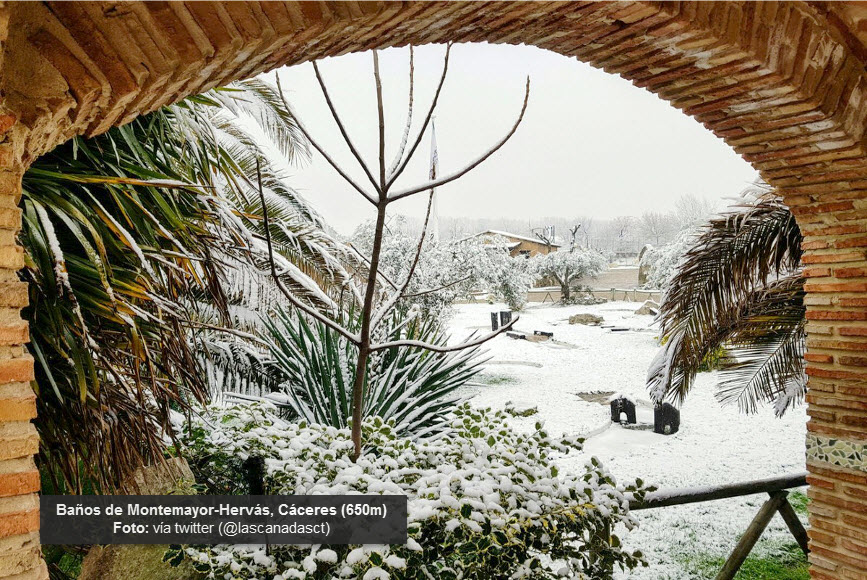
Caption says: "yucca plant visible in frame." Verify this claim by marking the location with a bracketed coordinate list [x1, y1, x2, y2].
[648, 185, 805, 416]
[22, 79, 352, 492]
[261, 305, 486, 439]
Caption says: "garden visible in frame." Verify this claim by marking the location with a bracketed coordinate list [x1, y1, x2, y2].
[27, 44, 808, 580]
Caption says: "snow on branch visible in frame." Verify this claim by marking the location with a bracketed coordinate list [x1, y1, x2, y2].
[369, 315, 519, 353]
[386, 43, 452, 188]
[387, 77, 530, 203]
[255, 159, 361, 345]
[274, 74, 377, 205]
[312, 60, 380, 192]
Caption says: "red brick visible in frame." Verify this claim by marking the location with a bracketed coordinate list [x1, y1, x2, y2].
[842, 539, 867, 557]
[841, 356, 867, 367]
[0, 470, 39, 498]
[841, 415, 867, 428]
[802, 252, 866, 264]
[806, 394, 867, 411]
[805, 285, 867, 295]
[810, 529, 839, 546]
[807, 475, 838, 490]
[808, 367, 867, 380]
[0, 509, 38, 539]
[0, 396, 36, 422]
[803, 239, 831, 250]
[840, 328, 867, 337]
[809, 339, 867, 351]
[837, 236, 867, 249]
[844, 486, 867, 501]
[0, 322, 28, 346]
[836, 267, 867, 278]
[805, 353, 834, 363]
[804, 266, 832, 277]
[838, 386, 867, 397]
[0, 357, 33, 384]
[808, 408, 836, 422]
[791, 201, 855, 215]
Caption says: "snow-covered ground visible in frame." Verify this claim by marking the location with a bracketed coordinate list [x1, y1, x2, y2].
[447, 301, 808, 579]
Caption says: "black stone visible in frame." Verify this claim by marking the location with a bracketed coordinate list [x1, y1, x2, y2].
[654, 403, 680, 435]
[610, 397, 636, 424]
[534, 330, 553, 337]
[500, 311, 512, 327]
[491, 312, 500, 331]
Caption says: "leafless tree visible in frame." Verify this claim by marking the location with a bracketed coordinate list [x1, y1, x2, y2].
[259, 45, 531, 459]
[675, 193, 716, 228]
[639, 211, 677, 245]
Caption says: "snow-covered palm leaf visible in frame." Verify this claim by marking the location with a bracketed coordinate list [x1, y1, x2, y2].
[21, 77, 352, 491]
[716, 277, 806, 415]
[649, 188, 804, 415]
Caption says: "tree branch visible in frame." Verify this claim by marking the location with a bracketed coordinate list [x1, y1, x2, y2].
[387, 45, 414, 177]
[402, 274, 472, 299]
[347, 242, 399, 291]
[369, 315, 519, 352]
[312, 60, 381, 193]
[370, 189, 435, 330]
[387, 77, 531, 202]
[255, 158, 361, 344]
[373, 50, 386, 193]
[274, 73, 377, 205]
[386, 43, 452, 188]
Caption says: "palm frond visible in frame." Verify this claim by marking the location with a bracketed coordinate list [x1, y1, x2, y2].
[649, 191, 802, 407]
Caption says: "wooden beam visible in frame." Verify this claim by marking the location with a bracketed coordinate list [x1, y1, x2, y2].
[629, 473, 807, 510]
[715, 491, 789, 580]
[777, 498, 810, 555]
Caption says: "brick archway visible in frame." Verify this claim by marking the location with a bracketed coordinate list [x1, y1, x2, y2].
[2, 2, 867, 578]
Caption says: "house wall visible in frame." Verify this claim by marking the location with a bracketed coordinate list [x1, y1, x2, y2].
[509, 239, 557, 258]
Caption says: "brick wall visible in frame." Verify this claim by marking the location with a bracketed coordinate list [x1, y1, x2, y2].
[1, 2, 867, 578]
[0, 137, 45, 580]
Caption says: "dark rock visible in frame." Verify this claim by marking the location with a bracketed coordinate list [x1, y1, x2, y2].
[654, 403, 680, 435]
[610, 397, 637, 424]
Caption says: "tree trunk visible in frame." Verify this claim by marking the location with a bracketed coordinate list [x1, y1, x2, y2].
[350, 202, 388, 461]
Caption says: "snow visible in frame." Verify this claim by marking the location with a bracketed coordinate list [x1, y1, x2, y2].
[447, 301, 808, 579]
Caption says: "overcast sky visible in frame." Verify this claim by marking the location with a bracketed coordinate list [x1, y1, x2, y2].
[271, 43, 758, 236]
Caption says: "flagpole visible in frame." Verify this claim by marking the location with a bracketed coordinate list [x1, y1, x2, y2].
[429, 117, 440, 244]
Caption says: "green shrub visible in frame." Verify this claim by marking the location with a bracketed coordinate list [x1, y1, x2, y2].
[175, 402, 652, 579]
[261, 307, 486, 438]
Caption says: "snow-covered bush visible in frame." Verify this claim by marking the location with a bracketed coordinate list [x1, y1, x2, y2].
[352, 220, 535, 313]
[174, 402, 651, 579]
[351, 217, 468, 318]
[532, 249, 607, 304]
[639, 228, 697, 291]
[260, 306, 485, 439]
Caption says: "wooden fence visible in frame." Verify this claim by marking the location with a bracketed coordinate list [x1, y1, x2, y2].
[625, 472, 809, 580]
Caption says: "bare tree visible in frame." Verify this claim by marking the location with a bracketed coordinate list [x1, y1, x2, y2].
[260, 45, 530, 459]
[675, 193, 716, 228]
[638, 211, 677, 245]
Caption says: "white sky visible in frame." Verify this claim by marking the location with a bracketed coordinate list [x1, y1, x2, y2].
[272, 43, 759, 236]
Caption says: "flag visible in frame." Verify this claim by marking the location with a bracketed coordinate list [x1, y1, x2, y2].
[428, 119, 440, 243]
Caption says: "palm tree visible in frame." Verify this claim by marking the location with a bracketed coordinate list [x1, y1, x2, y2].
[647, 184, 806, 416]
[22, 79, 352, 492]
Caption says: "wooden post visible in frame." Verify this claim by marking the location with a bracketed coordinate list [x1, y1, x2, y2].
[776, 498, 809, 555]
[715, 491, 789, 580]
